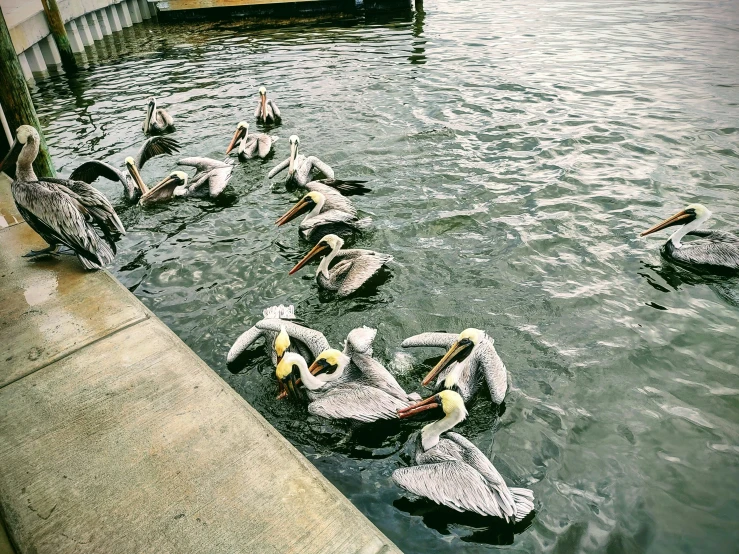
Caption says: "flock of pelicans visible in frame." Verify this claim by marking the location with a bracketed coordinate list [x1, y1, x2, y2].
[1, 87, 738, 527]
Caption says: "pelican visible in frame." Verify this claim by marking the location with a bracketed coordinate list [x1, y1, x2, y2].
[0, 125, 124, 269]
[255, 86, 281, 124]
[174, 157, 233, 198]
[275, 191, 371, 240]
[128, 169, 189, 206]
[268, 135, 369, 194]
[288, 234, 392, 297]
[276, 349, 412, 423]
[142, 97, 175, 135]
[225, 121, 278, 160]
[641, 204, 739, 271]
[393, 390, 535, 522]
[67, 136, 180, 203]
[227, 305, 330, 367]
[401, 329, 507, 404]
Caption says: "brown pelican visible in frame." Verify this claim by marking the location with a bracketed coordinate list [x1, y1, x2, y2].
[268, 135, 370, 194]
[276, 349, 412, 423]
[174, 157, 233, 198]
[227, 305, 330, 367]
[288, 234, 392, 297]
[401, 329, 508, 404]
[393, 390, 535, 521]
[67, 136, 180, 203]
[255, 86, 281, 124]
[128, 169, 189, 206]
[225, 121, 278, 160]
[142, 97, 175, 135]
[275, 191, 371, 241]
[641, 204, 739, 271]
[0, 125, 124, 269]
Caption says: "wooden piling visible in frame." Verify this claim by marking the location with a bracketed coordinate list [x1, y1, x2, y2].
[0, 8, 56, 177]
[40, 0, 77, 70]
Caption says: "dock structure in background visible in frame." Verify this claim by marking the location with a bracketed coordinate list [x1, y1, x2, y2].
[39, 0, 76, 70]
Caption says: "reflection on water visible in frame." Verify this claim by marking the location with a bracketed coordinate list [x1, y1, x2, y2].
[29, 1, 739, 552]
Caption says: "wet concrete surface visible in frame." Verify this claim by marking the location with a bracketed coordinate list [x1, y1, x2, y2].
[0, 173, 400, 554]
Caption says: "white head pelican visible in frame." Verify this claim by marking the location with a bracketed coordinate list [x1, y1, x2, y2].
[174, 157, 233, 198]
[393, 390, 535, 522]
[276, 190, 370, 241]
[67, 136, 180, 203]
[225, 121, 278, 160]
[0, 125, 124, 269]
[124, 165, 189, 206]
[288, 234, 392, 297]
[142, 97, 175, 135]
[276, 349, 412, 423]
[401, 328, 508, 404]
[641, 203, 739, 271]
[255, 86, 281, 124]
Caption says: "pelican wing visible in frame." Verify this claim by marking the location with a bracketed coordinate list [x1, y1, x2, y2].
[255, 319, 330, 358]
[207, 166, 233, 197]
[336, 252, 391, 297]
[392, 460, 508, 518]
[177, 157, 230, 172]
[267, 157, 289, 178]
[256, 134, 274, 158]
[134, 136, 180, 168]
[477, 340, 508, 404]
[267, 99, 281, 119]
[352, 352, 413, 402]
[226, 326, 264, 364]
[304, 156, 334, 180]
[158, 108, 174, 128]
[305, 181, 356, 215]
[69, 161, 126, 186]
[308, 385, 407, 423]
[673, 231, 739, 269]
[46, 178, 125, 241]
[309, 209, 358, 228]
[13, 181, 114, 268]
[401, 332, 458, 349]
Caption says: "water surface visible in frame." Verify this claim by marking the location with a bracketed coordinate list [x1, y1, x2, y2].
[30, 1, 739, 552]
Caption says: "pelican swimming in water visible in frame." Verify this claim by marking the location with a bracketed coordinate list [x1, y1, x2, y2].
[276, 191, 371, 241]
[402, 328, 508, 404]
[142, 97, 175, 135]
[67, 136, 180, 203]
[227, 305, 330, 367]
[267, 135, 369, 194]
[288, 234, 392, 297]
[225, 121, 278, 160]
[255, 86, 281, 124]
[128, 169, 189, 206]
[174, 157, 233, 198]
[641, 203, 739, 271]
[0, 125, 124, 269]
[393, 390, 535, 521]
[276, 345, 412, 423]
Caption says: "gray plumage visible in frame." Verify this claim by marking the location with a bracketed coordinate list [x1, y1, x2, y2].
[255, 89, 281, 124]
[175, 157, 233, 198]
[238, 133, 278, 160]
[68, 136, 180, 202]
[663, 230, 739, 270]
[307, 384, 410, 423]
[227, 305, 329, 366]
[268, 152, 335, 187]
[393, 431, 534, 521]
[142, 97, 175, 135]
[304, 181, 358, 215]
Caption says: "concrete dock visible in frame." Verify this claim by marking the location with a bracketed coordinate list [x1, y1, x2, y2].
[0, 171, 401, 553]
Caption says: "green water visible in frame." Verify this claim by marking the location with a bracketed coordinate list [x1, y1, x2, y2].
[30, 1, 739, 552]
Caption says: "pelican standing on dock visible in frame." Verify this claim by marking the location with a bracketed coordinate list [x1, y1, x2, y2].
[402, 328, 508, 404]
[174, 157, 233, 198]
[288, 234, 392, 297]
[142, 97, 175, 135]
[393, 390, 535, 521]
[226, 122, 278, 160]
[640, 203, 739, 271]
[67, 136, 180, 203]
[276, 191, 371, 240]
[255, 86, 281, 124]
[0, 125, 125, 269]
[227, 305, 330, 367]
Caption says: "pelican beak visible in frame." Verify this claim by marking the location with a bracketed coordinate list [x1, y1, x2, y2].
[144, 102, 155, 133]
[261, 94, 267, 120]
[226, 126, 245, 155]
[640, 209, 697, 237]
[288, 141, 297, 176]
[0, 138, 20, 174]
[422, 338, 474, 386]
[276, 196, 313, 226]
[308, 358, 334, 376]
[289, 242, 329, 275]
[397, 394, 441, 419]
[126, 160, 148, 194]
[281, 369, 306, 404]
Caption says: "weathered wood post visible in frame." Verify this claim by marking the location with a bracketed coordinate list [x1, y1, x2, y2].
[40, 0, 77, 70]
[0, 8, 56, 177]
